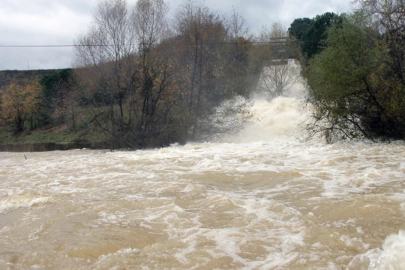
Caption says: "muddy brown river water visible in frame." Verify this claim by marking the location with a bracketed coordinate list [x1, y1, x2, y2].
[1, 96, 405, 269]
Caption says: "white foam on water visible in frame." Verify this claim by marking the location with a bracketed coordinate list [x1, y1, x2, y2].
[151, 192, 308, 269]
[0, 190, 51, 213]
[92, 247, 140, 270]
[348, 231, 405, 269]
[2, 79, 405, 269]
[229, 96, 309, 143]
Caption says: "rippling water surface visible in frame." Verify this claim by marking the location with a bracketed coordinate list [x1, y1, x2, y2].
[1, 95, 405, 269]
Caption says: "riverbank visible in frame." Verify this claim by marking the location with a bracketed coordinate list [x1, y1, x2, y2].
[0, 142, 108, 152]
[0, 125, 108, 152]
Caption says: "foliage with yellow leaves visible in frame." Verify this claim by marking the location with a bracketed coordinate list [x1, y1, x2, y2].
[0, 79, 42, 131]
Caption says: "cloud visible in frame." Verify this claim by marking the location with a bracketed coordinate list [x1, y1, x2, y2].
[0, 1, 92, 44]
[0, 0, 94, 69]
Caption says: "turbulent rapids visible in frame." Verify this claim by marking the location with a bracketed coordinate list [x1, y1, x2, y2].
[1, 81, 405, 269]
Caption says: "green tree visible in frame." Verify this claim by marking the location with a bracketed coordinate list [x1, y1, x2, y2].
[288, 18, 312, 41]
[288, 18, 312, 63]
[40, 69, 72, 101]
[289, 12, 342, 65]
[40, 69, 77, 128]
[306, 13, 405, 141]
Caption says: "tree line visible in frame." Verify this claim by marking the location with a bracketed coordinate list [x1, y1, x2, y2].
[3, 0, 401, 146]
[0, 0, 285, 148]
[1, 0, 300, 148]
[72, 0, 262, 148]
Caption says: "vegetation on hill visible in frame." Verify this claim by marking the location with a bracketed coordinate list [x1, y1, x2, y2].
[2, 0, 405, 149]
[0, 0, 266, 149]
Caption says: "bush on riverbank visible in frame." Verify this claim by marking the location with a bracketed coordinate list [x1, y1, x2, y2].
[289, 1, 405, 142]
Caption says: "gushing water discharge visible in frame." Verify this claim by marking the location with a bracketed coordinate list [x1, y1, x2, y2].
[231, 96, 308, 143]
[1, 80, 405, 269]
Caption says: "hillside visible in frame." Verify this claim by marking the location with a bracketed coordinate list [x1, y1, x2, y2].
[0, 69, 60, 89]
[0, 68, 110, 151]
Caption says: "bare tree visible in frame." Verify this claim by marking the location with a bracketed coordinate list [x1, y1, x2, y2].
[167, 3, 257, 141]
[74, 0, 177, 148]
[131, 0, 172, 145]
[355, 0, 405, 83]
[173, 1, 229, 140]
[73, 0, 260, 146]
[258, 62, 301, 99]
[50, 74, 79, 130]
[227, 8, 251, 41]
[223, 8, 255, 96]
[133, 0, 169, 53]
[74, 0, 138, 146]
[255, 23, 301, 99]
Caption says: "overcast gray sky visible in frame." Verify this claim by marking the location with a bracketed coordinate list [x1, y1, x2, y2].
[0, 0, 353, 70]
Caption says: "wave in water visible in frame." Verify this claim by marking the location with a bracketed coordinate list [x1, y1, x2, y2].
[348, 231, 405, 269]
[2, 75, 405, 269]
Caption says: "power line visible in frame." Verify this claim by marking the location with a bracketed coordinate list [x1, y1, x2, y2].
[0, 44, 108, 48]
[0, 39, 291, 48]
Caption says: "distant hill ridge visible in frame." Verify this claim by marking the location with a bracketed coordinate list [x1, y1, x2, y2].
[0, 69, 63, 89]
